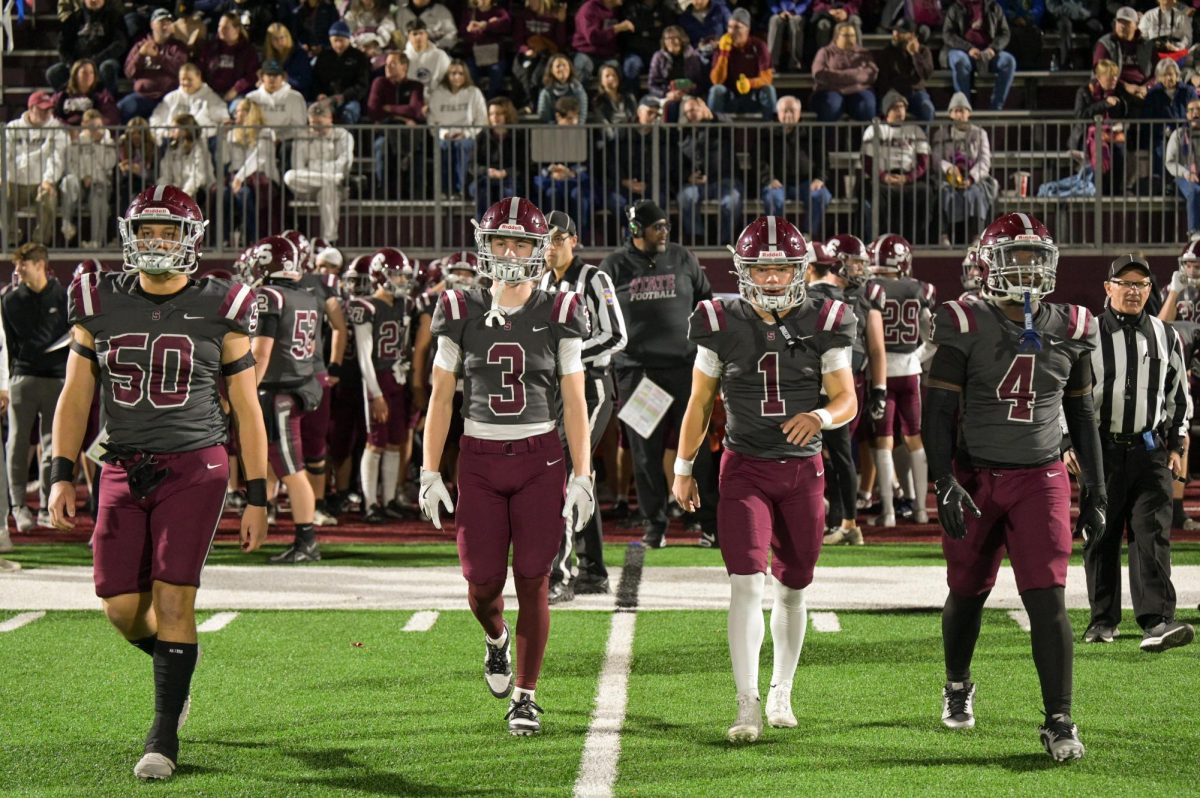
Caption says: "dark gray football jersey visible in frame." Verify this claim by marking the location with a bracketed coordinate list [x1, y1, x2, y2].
[869, 276, 931, 355]
[1175, 286, 1200, 322]
[689, 296, 856, 459]
[1168, 319, 1200, 373]
[934, 299, 1097, 467]
[431, 288, 589, 427]
[298, 271, 337, 366]
[68, 272, 258, 453]
[256, 279, 322, 387]
[346, 294, 414, 373]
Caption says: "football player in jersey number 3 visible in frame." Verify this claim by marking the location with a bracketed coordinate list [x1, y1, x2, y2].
[421, 197, 595, 736]
[46, 185, 270, 781]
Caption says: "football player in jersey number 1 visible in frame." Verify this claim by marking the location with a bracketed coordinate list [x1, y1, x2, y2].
[673, 217, 859, 743]
[421, 198, 595, 736]
[47, 185, 270, 781]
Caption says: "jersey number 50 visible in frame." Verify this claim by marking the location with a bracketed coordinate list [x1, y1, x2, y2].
[105, 333, 195, 409]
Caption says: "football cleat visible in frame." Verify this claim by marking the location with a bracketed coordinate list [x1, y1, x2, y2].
[941, 681, 976, 729]
[641, 528, 667, 549]
[766, 682, 797, 728]
[505, 694, 543, 735]
[878, 514, 896, 529]
[363, 505, 389, 524]
[268, 540, 321, 564]
[727, 693, 762, 743]
[1039, 714, 1085, 761]
[133, 752, 176, 780]
[913, 509, 930, 524]
[1082, 623, 1118, 644]
[312, 508, 338, 527]
[548, 581, 575, 605]
[266, 502, 277, 526]
[36, 509, 52, 528]
[1139, 620, 1195, 653]
[573, 575, 610, 595]
[225, 491, 246, 512]
[12, 507, 33, 533]
[484, 624, 514, 698]
[384, 499, 417, 520]
[698, 529, 718, 549]
[0, 530, 13, 553]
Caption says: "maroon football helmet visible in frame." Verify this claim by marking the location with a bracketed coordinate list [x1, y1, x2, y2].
[245, 236, 303, 284]
[73, 259, 104, 280]
[368, 247, 414, 294]
[475, 197, 549, 283]
[731, 216, 812, 312]
[867, 233, 913, 277]
[978, 212, 1058, 302]
[442, 250, 479, 290]
[280, 230, 312, 270]
[1178, 240, 1200, 287]
[961, 244, 982, 291]
[824, 233, 869, 286]
[343, 255, 373, 297]
[119, 184, 207, 274]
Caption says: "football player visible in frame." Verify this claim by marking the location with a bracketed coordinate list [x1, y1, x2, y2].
[866, 234, 933, 526]
[326, 257, 370, 515]
[247, 236, 324, 563]
[347, 248, 416, 523]
[672, 217, 857, 743]
[924, 212, 1106, 761]
[422, 197, 593, 736]
[1158, 240, 1200, 322]
[47, 185, 268, 781]
[959, 243, 983, 303]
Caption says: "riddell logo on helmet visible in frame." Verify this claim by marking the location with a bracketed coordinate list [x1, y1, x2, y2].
[759, 250, 788, 259]
[142, 207, 171, 215]
[498, 223, 526, 233]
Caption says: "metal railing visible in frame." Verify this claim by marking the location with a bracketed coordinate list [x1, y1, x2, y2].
[0, 117, 1192, 255]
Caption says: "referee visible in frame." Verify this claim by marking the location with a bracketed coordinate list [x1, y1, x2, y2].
[539, 212, 628, 602]
[1067, 255, 1195, 652]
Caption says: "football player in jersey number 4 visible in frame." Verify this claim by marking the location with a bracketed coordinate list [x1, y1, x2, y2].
[47, 185, 270, 781]
[673, 217, 858, 743]
[924, 213, 1106, 762]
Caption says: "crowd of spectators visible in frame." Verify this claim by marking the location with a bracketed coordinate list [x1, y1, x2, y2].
[7, 0, 1200, 249]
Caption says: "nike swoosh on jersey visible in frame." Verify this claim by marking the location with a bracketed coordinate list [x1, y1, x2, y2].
[184, 314, 205, 320]
[1046, 471, 1058, 477]
[206, 463, 221, 469]
[546, 459, 562, 466]
[532, 325, 548, 332]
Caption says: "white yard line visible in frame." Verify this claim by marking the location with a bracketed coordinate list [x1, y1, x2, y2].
[810, 612, 842, 633]
[574, 612, 637, 798]
[1007, 609, 1032, 632]
[196, 611, 240, 633]
[402, 610, 439, 632]
[0, 610, 45, 632]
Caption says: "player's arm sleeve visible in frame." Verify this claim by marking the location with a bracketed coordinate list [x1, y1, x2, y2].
[694, 345, 724, 378]
[433, 335, 462, 373]
[429, 290, 468, 377]
[355, 322, 383, 399]
[579, 267, 628, 361]
[254, 286, 283, 339]
[1064, 335, 1105, 496]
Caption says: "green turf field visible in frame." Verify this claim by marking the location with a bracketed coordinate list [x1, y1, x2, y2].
[1, 606, 1197, 797]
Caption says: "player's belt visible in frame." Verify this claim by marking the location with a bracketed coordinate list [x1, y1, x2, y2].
[97, 444, 171, 500]
[1101, 430, 1162, 450]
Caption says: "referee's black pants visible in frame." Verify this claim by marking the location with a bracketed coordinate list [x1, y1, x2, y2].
[1085, 440, 1178, 630]
[822, 423, 857, 528]
[551, 368, 613, 585]
[615, 364, 718, 541]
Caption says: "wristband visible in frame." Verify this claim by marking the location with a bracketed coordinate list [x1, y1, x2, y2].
[49, 456, 76, 485]
[673, 457, 694, 476]
[326, 361, 343, 379]
[814, 408, 834, 429]
[872, 385, 887, 393]
[245, 478, 268, 508]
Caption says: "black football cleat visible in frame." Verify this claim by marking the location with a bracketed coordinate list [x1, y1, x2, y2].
[505, 694, 543, 736]
[484, 623, 513, 698]
[268, 539, 321, 564]
[363, 505, 389, 524]
[572, 575, 610, 595]
[384, 499, 417, 520]
[548, 581, 575, 605]
[641, 528, 667, 549]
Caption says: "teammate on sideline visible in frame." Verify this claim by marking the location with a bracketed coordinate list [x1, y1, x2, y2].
[925, 212, 1106, 762]
[672, 216, 857, 743]
[47, 185, 268, 781]
[421, 197, 594, 735]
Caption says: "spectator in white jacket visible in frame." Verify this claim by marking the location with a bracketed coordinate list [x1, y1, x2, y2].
[284, 100, 355, 242]
[158, 112, 216, 202]
[426, 58, 488, 196]
[246, 60, 310, 140]
[148, 63, 231, 144]
[4, 92, 66, 247]
[221, 99, 280, 245]
[403, 19, 451, 90]
[394, 0, 458, 51]
[60, 109, 117, 247]
[1139, 0, 1191, 54]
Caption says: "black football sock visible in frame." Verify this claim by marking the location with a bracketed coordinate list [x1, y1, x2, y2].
[942, 591, 989, 683]
[1172, 498, 1186, 530]
[295, 523, 316, 546]
[1021, 586, 1073, 719]
[145, 640, 198, 761]
[130, 635, 157, 656]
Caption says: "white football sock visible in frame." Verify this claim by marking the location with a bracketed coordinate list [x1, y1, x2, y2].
[486, 626, 507, 647]
[381, 450, 400, 506]
[513, 686, 534, 702]
[909, 447, 929, 516]
[873, 448, 895, 515]
[360, 448, 382, 509]
[770, 580, 807, 686]
[728, 572, 766, 698]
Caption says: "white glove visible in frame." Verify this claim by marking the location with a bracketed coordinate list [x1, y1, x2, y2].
[562, 474, 595, 533]
[419, 468, 454, 530]
[392, 358, 409, 385]
[1171, 269, 1186, 294]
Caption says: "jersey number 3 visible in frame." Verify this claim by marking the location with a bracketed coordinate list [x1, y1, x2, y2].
[106, 333, 195, 409]
[487, 342, 527, 416]
[997, 354, 1036, 422]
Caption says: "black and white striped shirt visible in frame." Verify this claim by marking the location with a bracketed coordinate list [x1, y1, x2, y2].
[539, 256, 628, 369]
[1092, 309, 1192, 449]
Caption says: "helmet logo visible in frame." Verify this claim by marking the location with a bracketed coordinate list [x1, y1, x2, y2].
[497, 223, 526, 233]
[759, 250, 787, 259]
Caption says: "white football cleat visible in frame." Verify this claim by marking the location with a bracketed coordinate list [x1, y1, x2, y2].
[312, 508, 338, 527]
[727, 693, 762, 743]
[766, 682, 797, 728]
[134, 752, 176, 780]
[13, 507, 33, 533]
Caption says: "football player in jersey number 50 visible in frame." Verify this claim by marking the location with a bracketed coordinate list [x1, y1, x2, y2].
[47, 185, 270, 781]
[673, 216, 858, 743]
[421, 198, 594, 736]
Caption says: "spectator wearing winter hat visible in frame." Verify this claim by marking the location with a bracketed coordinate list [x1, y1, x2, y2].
[873, 18, 935, 122]
[119, 8, 189, 121]
[860, 89, 931, 242]
[811, 22, 878, 122]
[942, 0, 1018, 111]
[708, 7, 777, 119]
[932, 92, 995, 245]
[313, 19, 372, 123]
[199, 12, 261, 104]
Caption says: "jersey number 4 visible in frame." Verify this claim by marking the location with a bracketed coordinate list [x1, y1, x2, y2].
[487, 342, 527, 416]
[997, 354, 1036, 422]
[106, 333, 195, 409]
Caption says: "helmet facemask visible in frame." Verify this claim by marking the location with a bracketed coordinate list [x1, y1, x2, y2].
[981, 240, 1058, 303]
[1178, 254, 1200, 288]
[474, 225, 548, 285]
[733, 252, 809, 312]
[120, 215, 206, 275]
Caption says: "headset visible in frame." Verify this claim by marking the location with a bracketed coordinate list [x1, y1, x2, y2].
[627, 204, 643, 238]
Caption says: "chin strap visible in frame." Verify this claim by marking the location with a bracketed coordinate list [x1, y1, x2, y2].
[1017, 290, 1042, 353]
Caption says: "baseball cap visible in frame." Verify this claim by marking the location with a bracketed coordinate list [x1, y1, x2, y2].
[1109, 254, 1151, 278]
[328, 19, 351, 39]
[27, 90, 53, 110]
[150, 8, 173, 22]
[730, 7, 752, 27]
[547, 211, 577, 237]
[1115, 6, 1138, 22]
[261, 59, 285, 75]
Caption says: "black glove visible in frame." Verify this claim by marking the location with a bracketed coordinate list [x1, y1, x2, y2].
[869, 387, 887, 422]
[934, 476, 981, 540]
[1075, 487, 1108, 548]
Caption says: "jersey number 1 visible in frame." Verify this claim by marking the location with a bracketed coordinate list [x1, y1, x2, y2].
[758, 352, 786, 416]
[996, 354, 1036, 422]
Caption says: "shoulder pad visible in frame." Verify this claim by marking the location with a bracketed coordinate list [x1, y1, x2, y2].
[552, 290, 583, 325]
[346, 296, 375, 325]
[256, 285, 285, 315]
[693, 298, 726, 334]
[939, 300, 978, 335]
[439, 289, 468, 321]
[217, 280, 258, 330]
[816, 298, 849, 332]
[68, 272, 104, 323]
[865, 281, 886, 308]
[921, 281, 937, 307]
[1066, 304, 1094, 341]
